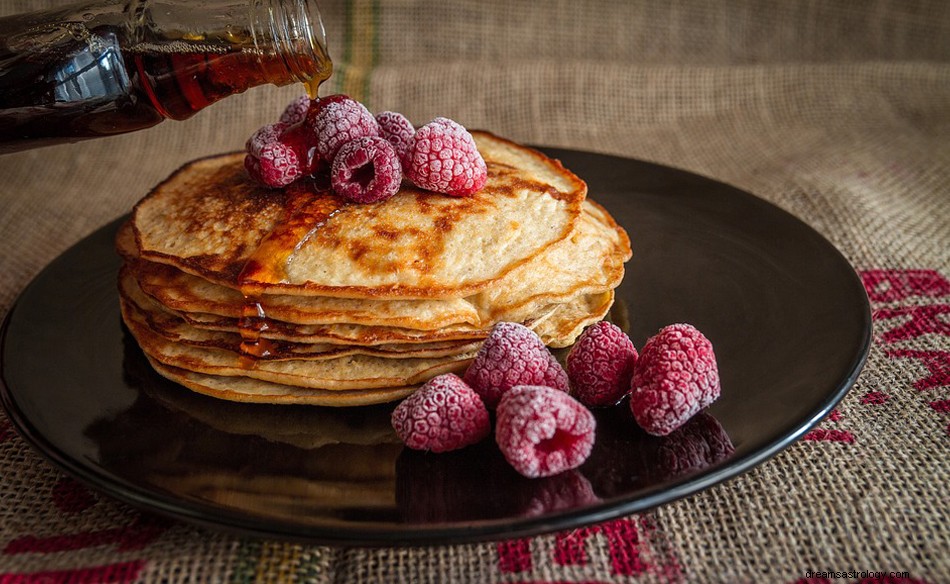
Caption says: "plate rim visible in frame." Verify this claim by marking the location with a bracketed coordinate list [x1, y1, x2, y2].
[0, 147, 872, 546]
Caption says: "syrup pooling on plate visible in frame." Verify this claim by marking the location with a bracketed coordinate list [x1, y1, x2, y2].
[237, 182, 349, 362]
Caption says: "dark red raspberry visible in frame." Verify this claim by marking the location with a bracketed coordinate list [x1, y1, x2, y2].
[279, 95, 312, 125]
[495, 385, 596, 478]
[391, 373, 490, 453]
[244, 126, 302, 188]
[244, 121, 321, 187]
[405, 117, 487, 197]
[310, 95, 380, 162]
[330, 136, 403, 203]
[245, 121, 288, 156]
[629, 324, 721, 436]
[375, 111, 415, 166]
[303, 94, 349, 127]
[567, 321, 638, 407]
[463, 322, 569, 409]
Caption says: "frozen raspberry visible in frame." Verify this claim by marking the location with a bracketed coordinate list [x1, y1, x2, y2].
[495, 385, 596, 478]
[463, 322, 569, 409]
[391, 373, 490, 453]
[629, 324, 721, 436]
[244, 137, 302, 188]
[331, 136, 403, 203]
[567, 321, 638, 407]
[279, 95, 312, 125]
[310, 95, 380, 162]
[405, 117, 487, 196]
[245, 122, 288, 157]
[375, 111, 415, 166]
[244, 122, 319, 187]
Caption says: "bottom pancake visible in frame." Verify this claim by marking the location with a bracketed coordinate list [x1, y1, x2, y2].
[148, 358, 417, 406]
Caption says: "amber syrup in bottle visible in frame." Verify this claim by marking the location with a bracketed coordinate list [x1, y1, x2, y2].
[0, 0, 331, 153]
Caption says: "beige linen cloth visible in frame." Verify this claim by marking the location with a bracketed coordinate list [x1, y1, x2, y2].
[0, 1, 947, 582]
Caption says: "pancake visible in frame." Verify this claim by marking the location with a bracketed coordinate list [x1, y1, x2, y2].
[120, 270, 481, 360]
[148, 358, 416, 406]
[119, 131, 632, 406]
[126, 306, 477, 391]
[126, 200, 627, 331]
[131, 132, 587, 299]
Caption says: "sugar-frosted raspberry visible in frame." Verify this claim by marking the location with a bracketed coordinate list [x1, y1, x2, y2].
[391, 373, 490, 453]
[375, 111, 415, 166]
[331, 136, 403, 203]
[244, 136, 301, 188]
[245, 122, 288, 157]
[496, 385, 596, 478]
[567, 321, 638, 407]
[629, 324, 720, 436]
[310, 95, 380, 162]
[279, 94, 312, 125]
[244, 121, 320, 187]
[405, 117, 487, 197]
[463, 322, 569, 409]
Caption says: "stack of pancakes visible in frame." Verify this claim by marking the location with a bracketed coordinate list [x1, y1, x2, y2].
[118, 132, 631, 406]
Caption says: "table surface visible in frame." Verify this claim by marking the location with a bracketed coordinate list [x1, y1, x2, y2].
[0, 1, 947, 582]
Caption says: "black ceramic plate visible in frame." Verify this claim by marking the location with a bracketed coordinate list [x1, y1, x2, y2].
[0, 148, 871, 545]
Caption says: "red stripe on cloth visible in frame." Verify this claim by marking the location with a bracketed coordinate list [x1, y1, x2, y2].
[0, 560, 145, 583]
[874, 304, 950, 343]
[930, 399, 950, 413]
[497, 538, 533, 573]
[885, 349, 950, 391]
[803, 429, 856, 444]
[860, 269, 950, 302]
[3, 515, 168, 555]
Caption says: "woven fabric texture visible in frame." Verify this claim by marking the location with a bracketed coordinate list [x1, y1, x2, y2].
[0, 1, 948, 582]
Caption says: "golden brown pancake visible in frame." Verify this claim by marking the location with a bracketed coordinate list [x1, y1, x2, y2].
[131, 132, 587, 299]
[119, 132, 631, 405]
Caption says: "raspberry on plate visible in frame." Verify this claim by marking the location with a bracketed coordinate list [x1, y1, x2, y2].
[463, 322, 569, 409]
[310, 95, 380, 162]
[629, 323, 721, 436]
[495, 385, 596, 478]
[567, 321, 638, 407]
[391, 373, 490, 453]
[331, 136, 403, 203]
[376, 111, 415, 167]
[405, 117, 487, 197]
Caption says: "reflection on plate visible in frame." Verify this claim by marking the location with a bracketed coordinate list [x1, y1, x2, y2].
[0, 147, 871, 545]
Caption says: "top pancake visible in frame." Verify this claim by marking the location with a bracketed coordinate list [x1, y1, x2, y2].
[132, 132, 587, 300]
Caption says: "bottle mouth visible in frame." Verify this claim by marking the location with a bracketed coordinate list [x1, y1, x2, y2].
[250, 0, 332, 90]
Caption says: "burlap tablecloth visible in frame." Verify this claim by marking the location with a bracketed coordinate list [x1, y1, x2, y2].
[1, 1, 948, 582]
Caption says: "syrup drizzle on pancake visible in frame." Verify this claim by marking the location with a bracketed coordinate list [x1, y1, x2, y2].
[237, 182, 349, 362]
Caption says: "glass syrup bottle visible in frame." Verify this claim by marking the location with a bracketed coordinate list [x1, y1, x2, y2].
[0, 0, 332, 153]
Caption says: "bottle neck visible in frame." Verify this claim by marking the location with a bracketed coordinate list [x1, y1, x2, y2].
[129, 0, 333, 120]
[249, 0, 333, 97]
